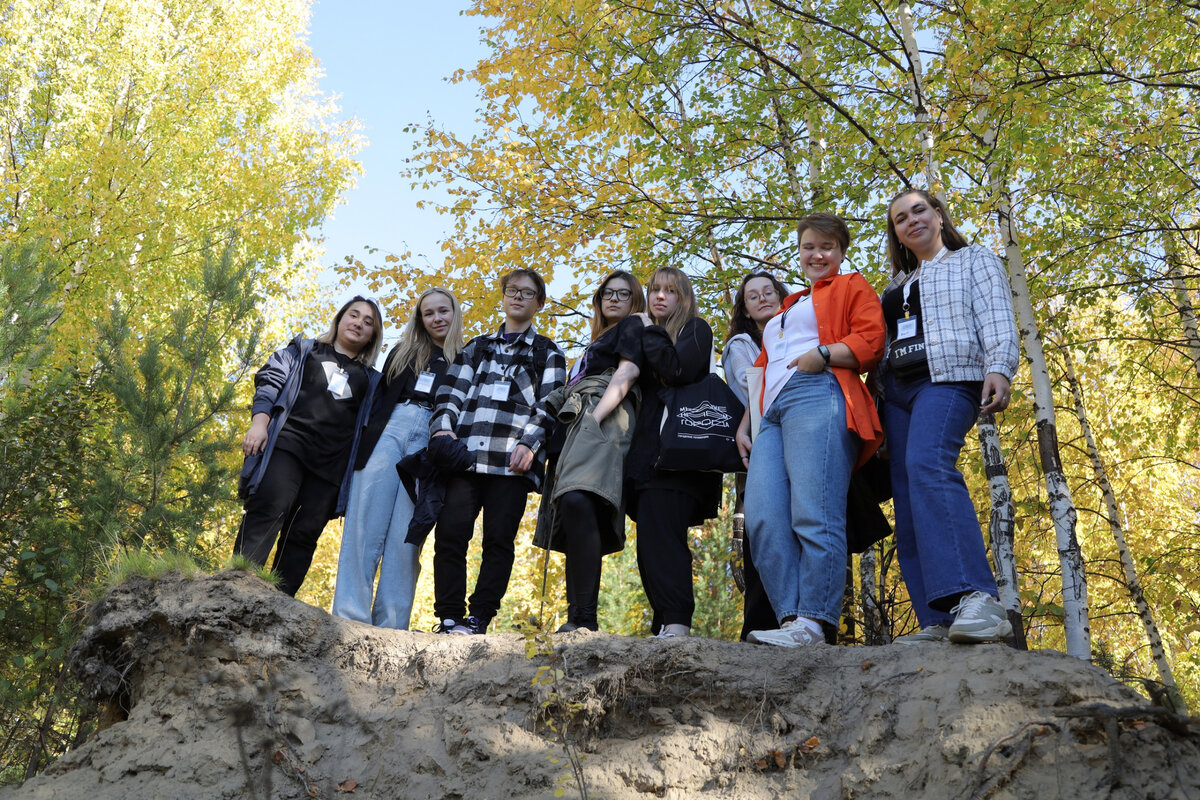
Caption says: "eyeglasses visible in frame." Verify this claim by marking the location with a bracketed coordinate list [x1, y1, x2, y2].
[601, 288, 633, 301]
[503, 286, 538, 300]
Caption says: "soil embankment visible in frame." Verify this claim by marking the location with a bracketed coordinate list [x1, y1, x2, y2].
[7, 571, 1198, 799]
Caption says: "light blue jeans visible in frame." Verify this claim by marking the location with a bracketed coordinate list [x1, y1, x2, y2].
[745, 370, 855, 628]
[332, 402, 431, 629]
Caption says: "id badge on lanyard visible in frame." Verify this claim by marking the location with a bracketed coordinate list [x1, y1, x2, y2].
[491, 379, 511, 401]
[414, 371, 435, 394]
[897, 276, 919, 339]
[328, 368, 349, 396]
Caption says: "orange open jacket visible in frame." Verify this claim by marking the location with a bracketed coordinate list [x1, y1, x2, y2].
[753, 272, 885, 468]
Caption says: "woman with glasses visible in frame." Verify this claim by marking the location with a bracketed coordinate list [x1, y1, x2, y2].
[535, 271, 646, 632]
[332, 288, 464, 629]
[724, 271, 789, 640]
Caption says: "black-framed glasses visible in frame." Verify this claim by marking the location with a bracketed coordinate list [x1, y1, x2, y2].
[601, 288, 633, 301]
[503, 286, 538, 300]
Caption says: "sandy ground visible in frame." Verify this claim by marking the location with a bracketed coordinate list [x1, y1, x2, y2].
[5, 571, 1198, 800]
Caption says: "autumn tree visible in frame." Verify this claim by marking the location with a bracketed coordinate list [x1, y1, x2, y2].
[0, 0, 362, 781]
[388, 0, 1200, 702]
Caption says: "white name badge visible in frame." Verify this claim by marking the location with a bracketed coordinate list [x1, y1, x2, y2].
[414, 371, 435, 394]
[897, 317, 918, 340]
[328, 369, 349, 397]
[491, 380, 511, 401]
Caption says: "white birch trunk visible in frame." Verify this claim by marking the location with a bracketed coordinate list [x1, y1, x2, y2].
[976, 412, 1026, 649]
[991, 181, 1091, 660]
[1060, 345, 1186, 708]
[671, 88, 724, 274]
[859, 545, 883, 645]
[897, 2, 942, 195]
[1165, 236, 1200, 383]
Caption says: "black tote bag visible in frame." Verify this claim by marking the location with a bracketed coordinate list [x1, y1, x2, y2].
[656, 374, 746, 473]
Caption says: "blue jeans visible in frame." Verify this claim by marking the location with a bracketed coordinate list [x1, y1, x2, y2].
[332, 402, 431, 629]
[745, 371, 855, 627]
[883, 372, 998, 628]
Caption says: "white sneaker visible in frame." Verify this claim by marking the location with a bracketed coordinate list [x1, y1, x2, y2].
[747, 619, 824, 648]
[948, 592, 1013, 643]
[892, 624, 950, 644]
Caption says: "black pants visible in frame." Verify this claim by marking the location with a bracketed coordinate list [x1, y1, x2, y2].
[734, 476, 777, 640]
[561, 490, 605, 630]
[433, 473, 530, 626]
[234, 448, 339, 596]
[634, 486, 701, 631]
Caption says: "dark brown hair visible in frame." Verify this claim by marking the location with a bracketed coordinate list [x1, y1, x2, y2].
[726, 271, 788, 347]
[590, 270, 645, 341]
[885, 189, 969, 275]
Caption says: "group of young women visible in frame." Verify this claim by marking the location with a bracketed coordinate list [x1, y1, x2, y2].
[234, 189, 1020, 647]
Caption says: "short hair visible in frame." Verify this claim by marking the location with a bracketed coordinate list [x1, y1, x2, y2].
[796, 212, 851, 253]
[316, 295, 383, 366]
[727, 271, 789, 347]
[590, 270, 645, 341]
[500, 268, 547, 303]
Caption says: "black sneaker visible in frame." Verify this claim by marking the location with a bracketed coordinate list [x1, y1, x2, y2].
[461, 615, 488, 635]
[433, 618, 470, 635]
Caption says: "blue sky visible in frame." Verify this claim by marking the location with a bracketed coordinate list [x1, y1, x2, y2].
[307, 2, 486, 299]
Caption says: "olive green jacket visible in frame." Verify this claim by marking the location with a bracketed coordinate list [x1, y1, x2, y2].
[533, 373, 640, 555]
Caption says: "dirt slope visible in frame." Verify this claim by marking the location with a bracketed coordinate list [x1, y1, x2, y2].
[6, 571, 1198, 799]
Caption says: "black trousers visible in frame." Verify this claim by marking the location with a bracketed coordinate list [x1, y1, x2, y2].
[433, 473, 530, 625]
[560, 490, 605, 630]
[634, 486, 701, 631]
[234, 448, 340, 596]
[735, 476, 778, 640]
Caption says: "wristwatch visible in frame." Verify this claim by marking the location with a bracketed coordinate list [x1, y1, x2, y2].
[817, 345, 831, 365]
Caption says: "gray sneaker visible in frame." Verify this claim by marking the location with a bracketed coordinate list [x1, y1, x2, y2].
[747, 619, 824, 648]
[948, 592, 1013, 643]
[893, 625, 950, 645]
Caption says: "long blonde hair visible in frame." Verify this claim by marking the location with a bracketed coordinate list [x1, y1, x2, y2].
[387, 288, 463, 381]
[646, 267, 698, 342]
[590, 270, 646, 341]
[316, 296, 383, 366]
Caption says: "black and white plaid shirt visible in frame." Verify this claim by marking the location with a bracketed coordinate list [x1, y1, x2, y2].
[430, 325, 566, 487]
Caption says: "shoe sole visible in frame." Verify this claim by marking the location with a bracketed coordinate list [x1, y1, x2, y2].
[747, 632, 821, 648]
[948, 619, 1013, 643]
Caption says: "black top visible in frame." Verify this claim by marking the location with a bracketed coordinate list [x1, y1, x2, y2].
[881, 276, 930, 380]
[354, 348, 452, 470]
[572, 315, 645, 382]
[624, 317, 722, 524]
[275, 342, 370, 484]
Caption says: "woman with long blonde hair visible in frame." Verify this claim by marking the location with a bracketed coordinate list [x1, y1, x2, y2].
[332, 287, 463, 629]
[624, 267, 723, 638]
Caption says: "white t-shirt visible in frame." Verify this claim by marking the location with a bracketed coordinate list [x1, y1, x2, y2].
[761, 296, 820, 412]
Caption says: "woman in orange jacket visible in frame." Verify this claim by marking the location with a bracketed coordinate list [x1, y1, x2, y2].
[735, 213, 885, 647]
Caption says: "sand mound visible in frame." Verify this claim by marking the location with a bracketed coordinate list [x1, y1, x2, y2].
[6, 571, 1198, 799]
